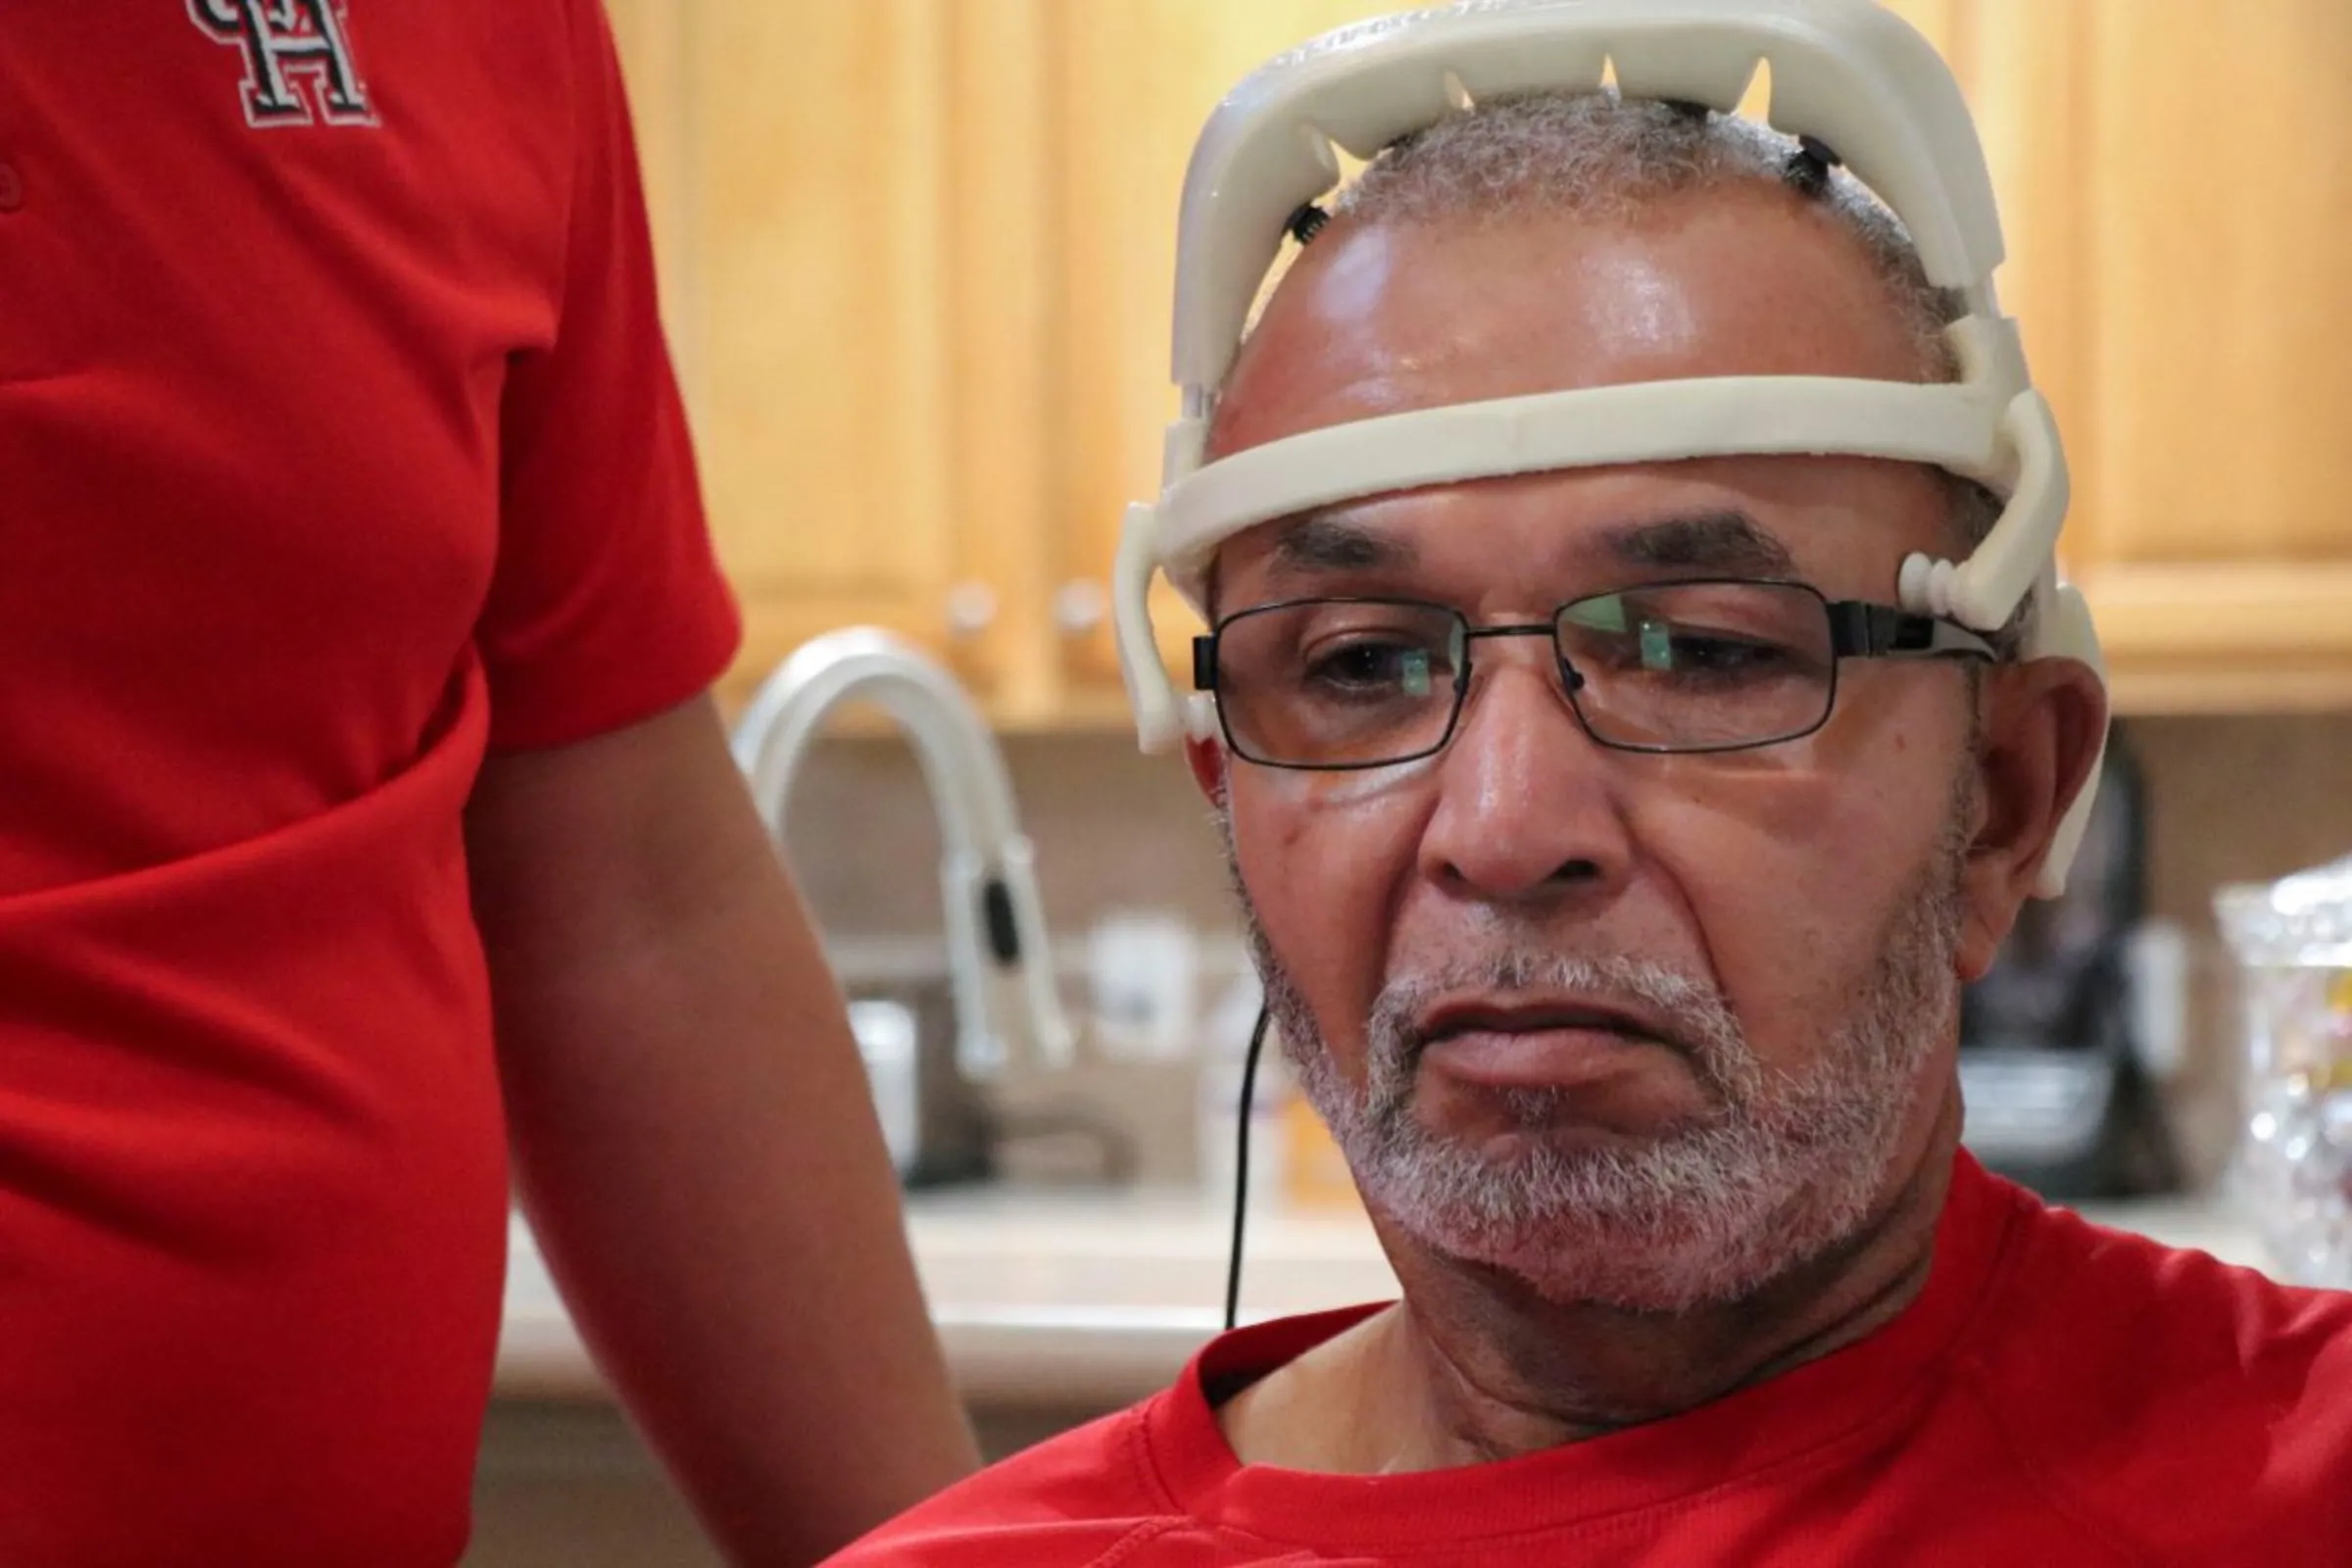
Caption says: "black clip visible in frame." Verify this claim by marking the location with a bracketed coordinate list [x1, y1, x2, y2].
[1286, 202, 1331, 246]
[1787, 132, 1842, 195]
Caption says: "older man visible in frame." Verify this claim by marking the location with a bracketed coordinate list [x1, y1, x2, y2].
[831, 4, 2352, 1563]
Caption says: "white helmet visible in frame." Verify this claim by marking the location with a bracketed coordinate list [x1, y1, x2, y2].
[1109, 0, 2107, 898]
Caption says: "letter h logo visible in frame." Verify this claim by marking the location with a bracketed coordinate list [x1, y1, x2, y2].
[188, 0, 376, 129]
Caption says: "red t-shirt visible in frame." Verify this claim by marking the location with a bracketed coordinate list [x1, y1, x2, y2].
[833, 1155, 2352, 1565]
[0, 4, 736, 1562]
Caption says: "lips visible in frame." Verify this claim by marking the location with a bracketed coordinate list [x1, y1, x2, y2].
[1411, 997, 1684, 1093]
[1415, 997, 1677, 1053]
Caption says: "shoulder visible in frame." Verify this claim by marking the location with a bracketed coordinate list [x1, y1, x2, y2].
[832, 1306, 1388, 1565]
[1989, 1196, 2352, 1393]
[827, 1403, 1178, 1566]
[1960, 1187, 2352, 1546]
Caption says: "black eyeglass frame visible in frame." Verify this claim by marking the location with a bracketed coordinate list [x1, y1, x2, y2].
[1190, 577, 2001, 770]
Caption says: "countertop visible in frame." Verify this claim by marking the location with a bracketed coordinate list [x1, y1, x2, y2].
[496, 1183, 2277, 1413]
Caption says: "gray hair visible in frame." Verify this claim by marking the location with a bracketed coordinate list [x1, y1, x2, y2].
[1284, 90, 2026, 654]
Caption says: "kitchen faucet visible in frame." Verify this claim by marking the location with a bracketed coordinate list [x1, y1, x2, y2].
[730, 627, 1075, 1096]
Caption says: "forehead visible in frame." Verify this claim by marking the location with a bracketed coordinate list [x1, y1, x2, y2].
[1213, 186, 1934, 453]
[1204, 188, 1948, 597]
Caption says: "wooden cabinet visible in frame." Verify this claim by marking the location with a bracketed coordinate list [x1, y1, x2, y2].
[1047, 0, 1410, 720]
[609, 0, 2352, 724]
[1992, 0, 2352, 710]
[1940, 0, 2352, 710]
[605, 0, 1061, 716]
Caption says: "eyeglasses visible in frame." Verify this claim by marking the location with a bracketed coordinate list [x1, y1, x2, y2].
[1193, 578, 1998, 770]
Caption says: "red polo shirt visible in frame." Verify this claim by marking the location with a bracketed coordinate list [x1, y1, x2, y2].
[0, 2, 737, 1560]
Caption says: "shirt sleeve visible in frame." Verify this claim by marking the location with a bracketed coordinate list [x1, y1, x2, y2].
[474, 0, 742, 752]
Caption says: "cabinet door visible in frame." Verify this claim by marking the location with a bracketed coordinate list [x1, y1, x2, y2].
[2060, 0, 2352, 708]
[1049, 2, 1407, 720]
[607, 1, 1057, 710]
[1964, 0, 2091, 565]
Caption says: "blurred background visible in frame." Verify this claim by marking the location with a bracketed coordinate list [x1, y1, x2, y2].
[469, 3, 2352, 1561]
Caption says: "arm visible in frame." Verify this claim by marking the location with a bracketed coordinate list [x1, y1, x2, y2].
[466, 693, 980, 1563]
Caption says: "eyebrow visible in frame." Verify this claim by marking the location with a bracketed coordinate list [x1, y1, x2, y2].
[1253, 505, 1798, 595]
[1265, 512, 1420, 579]
[1603, 511, 1797, 579]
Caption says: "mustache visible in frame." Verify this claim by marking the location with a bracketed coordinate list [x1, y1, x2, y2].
[1365, 948, 1754, 1100]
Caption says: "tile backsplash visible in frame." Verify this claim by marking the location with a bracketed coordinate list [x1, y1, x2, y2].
[782, 732, 1238, 945]
[780, 713, 2352, 1191]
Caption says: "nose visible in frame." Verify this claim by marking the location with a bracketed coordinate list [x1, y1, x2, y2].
[1419, 648, 1635, 906]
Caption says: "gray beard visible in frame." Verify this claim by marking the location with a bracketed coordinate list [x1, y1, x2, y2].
[1221, 805, 1970, 1314]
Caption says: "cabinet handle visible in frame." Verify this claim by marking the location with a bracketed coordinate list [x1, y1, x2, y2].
[945, 582, 998, 640]
[1054, 579, 1107, 636]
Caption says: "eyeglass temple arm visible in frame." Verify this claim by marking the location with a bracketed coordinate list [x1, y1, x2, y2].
[1828, 601, 2000, 662]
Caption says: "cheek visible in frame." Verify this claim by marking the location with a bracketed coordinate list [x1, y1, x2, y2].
[1638, 735, 1950, 1072]
[1229, 766, 1431, 1048]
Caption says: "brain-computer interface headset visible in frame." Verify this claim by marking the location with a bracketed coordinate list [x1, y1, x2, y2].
[1102, 0, 2110, 1330]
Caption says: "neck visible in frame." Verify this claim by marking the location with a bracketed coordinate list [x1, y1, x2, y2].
[1358, 1097, 1963, 1469]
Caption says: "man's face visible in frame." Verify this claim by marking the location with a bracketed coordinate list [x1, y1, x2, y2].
[1200, 190, 2024, 1310]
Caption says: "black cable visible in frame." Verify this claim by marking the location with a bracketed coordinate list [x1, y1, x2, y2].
[1222, 1004, 1273, 1332]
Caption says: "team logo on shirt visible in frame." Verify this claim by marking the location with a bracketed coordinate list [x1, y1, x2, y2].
[187, 0, 376, 129]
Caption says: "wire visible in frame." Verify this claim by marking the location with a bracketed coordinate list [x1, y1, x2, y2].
[1223, 1004, 1273, 1333]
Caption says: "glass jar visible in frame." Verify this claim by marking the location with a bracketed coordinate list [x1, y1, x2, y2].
[2215, 855, 2352, 1287]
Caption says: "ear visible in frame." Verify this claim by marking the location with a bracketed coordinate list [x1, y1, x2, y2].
[1954, 658, 2110, 980]
[1185, 733, 1229, 807]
